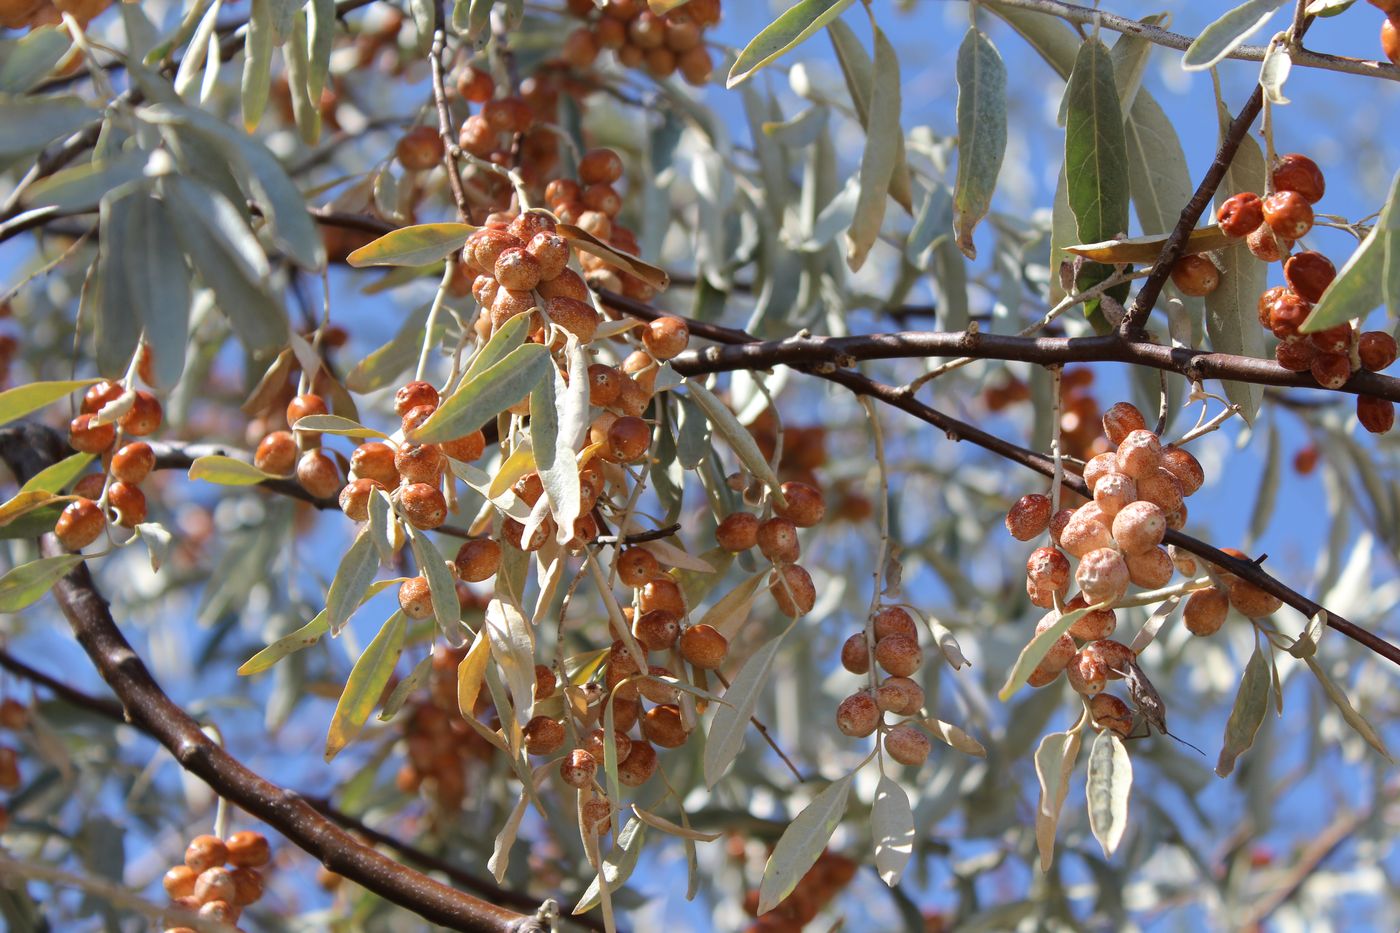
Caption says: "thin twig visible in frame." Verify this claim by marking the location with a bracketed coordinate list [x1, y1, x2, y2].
[430, 0, 472, 223]
[712, 670, 805, 783]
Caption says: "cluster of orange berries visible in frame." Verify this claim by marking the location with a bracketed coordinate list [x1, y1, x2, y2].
[834, 605, 933, 767]
[741, 848, 857, 932]
[561, 0, 719, 86]
[160, 830, 271, 932]
[55, 378, 164, 550]
[1210, 154, 1398, 432]
[714, 480, 825, 618]
[0, 697, 29, 833]
[395, 645, 499, 811]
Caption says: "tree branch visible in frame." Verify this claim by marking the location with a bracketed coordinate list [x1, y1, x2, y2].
[1119, 13, 1316, 337]
[0, 647, 599, 929]
[983, 0, 1396, 82]
[597, 292, 1400, 669]
[0, 423, 531, 933]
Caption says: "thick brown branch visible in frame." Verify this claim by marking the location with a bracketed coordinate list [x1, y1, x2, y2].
[0, 645, 594, 928]
[598, 292, 1400, 669]
[0, 424, 530, 933]
[662, 328, 1400, 403]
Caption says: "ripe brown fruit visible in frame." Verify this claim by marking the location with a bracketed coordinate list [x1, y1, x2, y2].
[1184, 587, 1229, 636]
[1357, 395, 1396, 434]
[605, 416, 650, 462]
[1276, 337, 1317, 372]
[633, 609, 681, 652]
[1076, 547, 1131, 604]
[396, 126, 445, 171]
[1060, 504, 1115, 559]
[1126, 546, 1174, 589]
[1247, 222, 1293, 263]
[1170, 255, 1220, 297]
[617, 740, 658, 787]
[769, 563, 816, 616]
[398, 576, 434, 620]
[255, 431, 298, 474]
[399, 482, 447, 529]
[716, 511, 759, 551]
[1217, 192, 1265, 237]
[82, 379, 123, 415]
[163, 865, 198, 898]
[1116, 429, 1162, 479]
[1268, 290, 1311, 340]
[875, 677, 924, 717]
[1257, 284, 1287, 327]
[1065, 594, 1117, 641]
[1159, 445, 1205, 496]
[616, 547, 659, 587]
[1101, 401, 1146, 445]
[107, 481, 147, 527]
[1089, 693, 1134, 736]
[1358, 331, 1398, 371]
[1283, 251, 1336, 303]
[350, 441, 399, 486]
[523, 716, 566, 756]
[394, 380, 439, 418]
[1310, 351, 1352, 390]
[642, 316, 690, 361]
[441, 430, 486, 462]
[109, 441, 154, 484]
[184, 835, 228, 874]
[756, 517, 800, 564]
[296, 450, 341, 500]
[872, 606, 918, 641]
[195, 866, 236, 905]
[55, 498, 105, 550]
[338, 477, 385, 522]
[1093, 472, 1137, 517]
[456, 65, 493, 102]
[873, 634, 922, 677]
[1271, 153, 1326, 204]
[1026, 546, 1071, 593]
[1112, 500, 1167, 554]
[224, 830, 270, 868]
[836, 692, 880, 737]
[286, 392, 328, 428]
[578, 148, 624, 185]
[68, 413, 115, 454]
[840, 633, 871, 674]
[679, 623, 728, 668]
[641, 704, 688, 748]
[774, 480, 825, 527]
[1228, 578, 1284, 619]
[560, 748, 598, 787]
[884, 724, 931, 766]
[1262, 190, 1314, 240]
[228, 867, 264, 906]
[120, 390, 162, 436]
[1005, 493, 1052, 540]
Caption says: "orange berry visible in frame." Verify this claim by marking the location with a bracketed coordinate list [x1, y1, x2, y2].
[641, 704, 688, 748]
[835, 692, 879, 737]
[1217, 192, 1264, 237]
[1262, 190, 1314, 240]
[756, 517, 800, 564]
[1357, 395, 1395, 434]
[1170, 254, 1220, 297]
[769, 564, 815, 616]
[350, 441, 399, 486]
[679, 623, 728, 669]
[107, 481, 147, 527]
[120, 390, 162, 436]
[884, 724, 930, 766]
[68, 413, 115, 453]
[399, 482, 447, 529]
[1004, 493, 1052, 540]
[55, 497, 105, 549]
[184, 835, 228, 874]
[1271, 153, 1325, 204]
[1184, 587, 1229, 636]
[455, 538, 501, 581]
[1075, 547, 1130, 604]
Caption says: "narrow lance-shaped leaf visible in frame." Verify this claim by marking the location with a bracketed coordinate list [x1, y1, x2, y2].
[1086, 730, 1133, 857]
[1301, 167, 1399, 332]
[347, 223, 475, 267]
[871, 775, 914, 886]
[998, 603, 1094, 700]
[727, 0, 856, 89]
[0, 555, 84, 613]
[684, 379, 788, 511]
[325, 611, 406, 760]
[704, 627, 789, 787]
[1035, 729, 1082, 870]
[410, 343, 551, 444]
[1182, 0, 1288, 72]
[952, 27, 1007, 259]
[0, 379, 100, 428]
[242, 0, 275, 131]
[1064, 38, 1129, 330]
[845, 18, 901, 273]
[409, 528, 466, 647]
[757, 772, 855, 914]
[1216, 642, 1271, 777]
[188, 455, 278, 486]
[379, 654, 433, 722]
[1304, 655, 1393, 762]
[325, 528, 380, 636]
[123, 196, 191, 390]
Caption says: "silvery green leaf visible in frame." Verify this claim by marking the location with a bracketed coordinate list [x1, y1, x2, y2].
[122, 196, 190, 389]
[0, 26, 70, 93]
[1086, 730, 1133, 857]
[952, 27, 1007, 260]
[872, 775, 914, 886]
[325, 610, 405, 760]
[0, 96, 98, 158]
[727, 0, 856, 88]
[704, 628, 787, 787]
[844, 20, 900, 272]
[757, 772, 855, 913]
[1182, 0, 1287, 72]
[242, 0, 275, 131]
[1216, 643, 1270, 777]
[1260, 38, 1292, 105]
[1034, 729, 1081, 870]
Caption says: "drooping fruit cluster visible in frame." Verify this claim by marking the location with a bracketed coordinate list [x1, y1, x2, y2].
[0, 696, 29, 834]
[57, 379, 165, 549]
[834, 605, 932, 768]
[715, 480, 825, 618]
[740, 848, 857, 932]
[1217, 153, 1398, 432]
[160, 830, 271, 932]
[1005, 402, 1201, 726]
[561, 0, 720, 85]
[395, 644, 500, 812]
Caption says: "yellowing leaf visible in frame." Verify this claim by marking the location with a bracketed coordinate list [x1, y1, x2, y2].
[1065, 226, 1236, 264]
[346, 222, 475, 267]
[555, 223, 670, 290]
[324, 610, 406, 761]
[188, 454, 277, 486]
[0, 554, 83, 612]
[0, 379, 99, 427]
